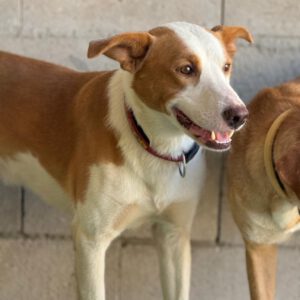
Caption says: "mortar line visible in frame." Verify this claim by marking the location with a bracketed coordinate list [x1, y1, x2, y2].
[215, 154, 226, 244]
[117, 241, 123, 300]
[20, 187, 25, 234]
[221, 0, 226, 25]
[17, 0, 24, 37]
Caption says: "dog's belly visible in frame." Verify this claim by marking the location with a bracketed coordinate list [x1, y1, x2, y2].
[0, 152, 71, 210]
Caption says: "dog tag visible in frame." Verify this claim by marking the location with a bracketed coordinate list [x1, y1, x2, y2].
[178, 154, 186, 178]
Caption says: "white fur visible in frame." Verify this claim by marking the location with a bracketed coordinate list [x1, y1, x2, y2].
[165, 22, 245, 133]
[0, 153, 71, 210]
[236, 191, 300, 244]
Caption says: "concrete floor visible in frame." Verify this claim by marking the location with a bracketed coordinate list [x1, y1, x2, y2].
[1, 152, 300, 300]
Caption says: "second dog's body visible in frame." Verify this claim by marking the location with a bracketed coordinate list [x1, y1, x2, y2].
[227, 78, 300, 300]
[0, 22, 252, 300]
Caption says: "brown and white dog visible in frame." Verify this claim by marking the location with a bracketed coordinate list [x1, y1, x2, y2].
[227, 78, 300, 300]
[0, 22, 252, 300]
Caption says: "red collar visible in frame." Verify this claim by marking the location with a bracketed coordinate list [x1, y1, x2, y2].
[125, 105, 200, 171]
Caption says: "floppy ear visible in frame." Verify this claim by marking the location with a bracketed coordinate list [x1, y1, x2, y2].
[211, 25, 253, 56]
[87, 32, 154, 73]
[276, 144, 300, 199]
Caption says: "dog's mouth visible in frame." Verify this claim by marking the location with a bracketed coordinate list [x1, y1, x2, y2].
[173, 107, 234, 151]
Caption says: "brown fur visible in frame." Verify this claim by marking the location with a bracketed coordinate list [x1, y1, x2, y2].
[211, 25, 253, 59]
[211, 26, 253, 76]
[227, 78, 300, 300]
[132, 27, 202, 113]
[87, 32, 154, 72]
[0, 51, 123, 202]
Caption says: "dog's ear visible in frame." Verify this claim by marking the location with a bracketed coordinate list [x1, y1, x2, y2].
[87, 32, 154, 73]
[276, 144, 300, 199]
[211, 25, 253, 57]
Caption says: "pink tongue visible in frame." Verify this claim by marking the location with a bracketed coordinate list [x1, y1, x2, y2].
[190, 124, 210, 140]
[216, 132, 229, 143]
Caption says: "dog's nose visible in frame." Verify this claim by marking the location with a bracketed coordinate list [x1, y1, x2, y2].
[222, 106, 248, 129]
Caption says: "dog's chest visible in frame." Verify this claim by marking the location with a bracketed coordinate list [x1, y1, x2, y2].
[84, 152, 205, 214]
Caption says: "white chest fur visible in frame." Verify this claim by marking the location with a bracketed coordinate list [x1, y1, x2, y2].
[75, 150, 205, 236]
[102, 70, 205, 210]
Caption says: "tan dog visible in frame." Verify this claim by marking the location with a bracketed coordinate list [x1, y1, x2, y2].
[227, 78, 300, 300]
[0, 22, 252, 300]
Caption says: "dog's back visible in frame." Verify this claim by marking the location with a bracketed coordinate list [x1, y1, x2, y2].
[0, 51, 114, 207]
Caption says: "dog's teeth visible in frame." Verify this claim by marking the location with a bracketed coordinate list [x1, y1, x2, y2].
[211, 131, 216, 141]
[228, 130, 234, 138]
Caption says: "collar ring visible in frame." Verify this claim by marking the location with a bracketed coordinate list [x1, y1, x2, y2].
[178, 154, 186, 178]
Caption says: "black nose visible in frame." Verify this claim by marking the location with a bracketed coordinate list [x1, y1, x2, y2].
[222, 106, 248, 129]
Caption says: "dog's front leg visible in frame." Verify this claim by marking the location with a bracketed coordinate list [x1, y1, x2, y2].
[245, 240, 278, 300]
[153, 222, 191, 300]
[74, 229, 113, 300]
[73, 202, 144, 300]
[152, 201, 197, 300]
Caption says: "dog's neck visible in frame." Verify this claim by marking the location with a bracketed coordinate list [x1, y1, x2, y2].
[118, 70, 195, 158]
[264, 109, 292, 199]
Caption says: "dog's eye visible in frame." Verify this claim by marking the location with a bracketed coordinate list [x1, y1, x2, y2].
[178, 65, 194, 75]
[223, 63, 231, 72]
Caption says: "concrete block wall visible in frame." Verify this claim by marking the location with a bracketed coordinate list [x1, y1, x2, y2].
[1, 1, 300, 299]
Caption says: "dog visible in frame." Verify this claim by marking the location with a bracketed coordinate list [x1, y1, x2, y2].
[227, 78, 300, 300]
[0, 22, 252, 300]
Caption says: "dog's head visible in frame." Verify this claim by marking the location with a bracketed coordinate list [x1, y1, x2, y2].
[88, 22, 253, 151]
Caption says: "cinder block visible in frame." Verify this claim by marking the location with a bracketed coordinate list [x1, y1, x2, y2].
[231, 37, 300, 102]
[191, 151, 222, 242]
[219, 176, 243, 245]
[285, 231, 300, 247]
[276, 247, 300, 299]
[107, 241, 122, 300]
[24, 189, 72, 236]
[120, 244, 247, 300]
[193, 246, 300, 300]
[0, 0, 21, 36]
[0, 238, 121, 300]
[120, 244, 161, 300]
[0, 238, 76, 300]
[0, 37, 117, 72]
[0, 183, 21, 234]
[192, 246, 300, 299]
[120, 243, 300, 300]
[225, 0, 300, 37]
[191, 246, 248, 300]
[21, 0, 222, 38]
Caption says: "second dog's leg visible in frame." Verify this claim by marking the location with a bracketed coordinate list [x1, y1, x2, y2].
[245, 240, 278, 300]
[152, 200, 197, 300]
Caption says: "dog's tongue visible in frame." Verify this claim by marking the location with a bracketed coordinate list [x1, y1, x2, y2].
[216, 132, 229, 143]
[190, 124, 210, 140]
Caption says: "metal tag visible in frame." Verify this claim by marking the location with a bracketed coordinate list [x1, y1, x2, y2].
[178, 154, 186, 178]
